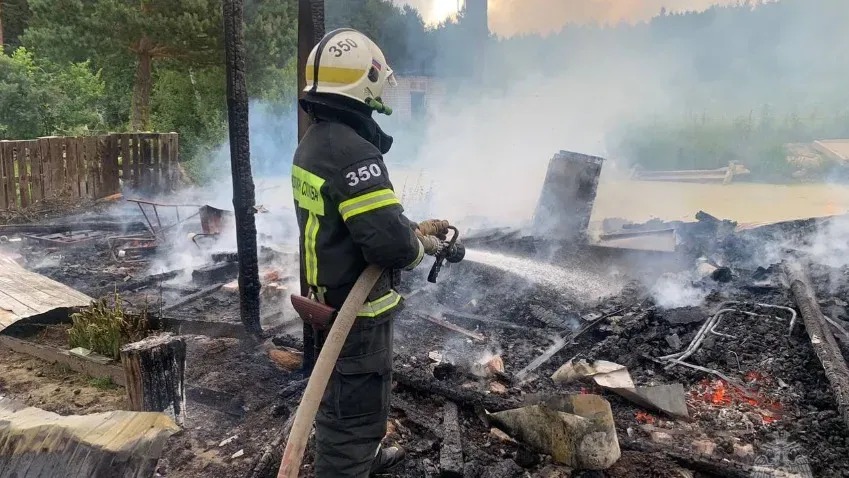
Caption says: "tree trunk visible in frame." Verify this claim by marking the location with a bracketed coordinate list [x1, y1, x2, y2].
[223, 0, 262, 338]
[131, 37, 153, 132]
[297, 0, 325, 376]
[120, 333, 187, 426]
[0, 3, 5, 49]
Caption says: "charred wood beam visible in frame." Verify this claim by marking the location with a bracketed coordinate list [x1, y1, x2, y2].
[162, 283, 225, 312]
[0, 221, 148, 235]
[223, 0, 262, 338]
[419, 314, 486, 341]
[393, 361, 521, 412]
[440, 401, 464, 478]
[620, 439, 753, 478]
[783, 261, 849, 430]
[90, 269, 182, 298]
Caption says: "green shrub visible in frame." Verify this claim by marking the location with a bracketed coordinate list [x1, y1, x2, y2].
[68, 294, 148, 360]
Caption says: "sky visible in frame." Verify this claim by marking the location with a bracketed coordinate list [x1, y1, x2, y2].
[395, 0, 745, 36]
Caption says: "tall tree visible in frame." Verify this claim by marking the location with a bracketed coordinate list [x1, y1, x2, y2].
[24, 0, 222, 131]
[1, 0, 31, 51]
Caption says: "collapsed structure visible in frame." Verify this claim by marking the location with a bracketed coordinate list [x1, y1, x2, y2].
[0, 149, 848, 477]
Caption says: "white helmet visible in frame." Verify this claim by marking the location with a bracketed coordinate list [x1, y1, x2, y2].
[304, 29, 397, 115]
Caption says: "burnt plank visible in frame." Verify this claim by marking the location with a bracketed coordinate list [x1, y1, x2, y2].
[150, 134, 161, 193]
[30, 139, 45, 203]
[132, 133, 141, 190]
[17, 141, 33, 208]
[140, 134, 153, 192]
[106, 134, 116, 194]
[120, 133, 131, 188]
[160, 136, 171, 193]
[4, 142, 18, 209]
[0, 142, 7, 210]
[46, 137, 63, 199]
[440, 401, 464, 478]
[76, 137, 88, 198]
[65, 137, 79, 198]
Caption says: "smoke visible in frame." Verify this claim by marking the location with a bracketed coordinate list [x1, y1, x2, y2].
[650, 272, 708, 309]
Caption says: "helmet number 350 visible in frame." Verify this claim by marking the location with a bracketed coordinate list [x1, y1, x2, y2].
[329, 39, 359, 58]
[346, 164, 382, 186]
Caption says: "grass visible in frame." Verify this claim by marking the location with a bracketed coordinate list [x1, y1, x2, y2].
[613, 108, 849, 182]
[87, 376, 117, 389]
[68, 292, 149, 360]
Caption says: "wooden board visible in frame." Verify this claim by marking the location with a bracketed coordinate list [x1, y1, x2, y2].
[132, 134, 141, 189]
[120, 133, 132, 187]
[3, 142, 16, 210]
[0, 255, 93, 333]
[0, 396, 178, 478]
[0, 141, 7, 210]
[17, 141, 31, 208]
[30, 139, 45, 203]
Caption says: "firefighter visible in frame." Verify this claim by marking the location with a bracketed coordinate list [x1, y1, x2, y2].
[292, 28, 448, 477]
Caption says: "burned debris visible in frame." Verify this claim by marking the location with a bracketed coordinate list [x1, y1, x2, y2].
[2, 150, 849, 478]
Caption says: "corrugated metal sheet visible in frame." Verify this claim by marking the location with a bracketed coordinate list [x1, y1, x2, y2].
[0, 397, 178, 478]
[0, 256, 93, 333]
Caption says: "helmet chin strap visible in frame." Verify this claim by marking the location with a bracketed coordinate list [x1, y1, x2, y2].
[366, 98, 393, 116]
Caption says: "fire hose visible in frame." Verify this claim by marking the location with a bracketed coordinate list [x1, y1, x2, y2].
[277, 230, 464, 478]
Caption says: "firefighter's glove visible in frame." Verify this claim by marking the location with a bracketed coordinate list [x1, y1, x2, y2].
[416, 230, 442, 256]
[417, 219, 450, 240]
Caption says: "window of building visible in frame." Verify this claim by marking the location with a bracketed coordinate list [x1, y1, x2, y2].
[411, 91, 425, 118]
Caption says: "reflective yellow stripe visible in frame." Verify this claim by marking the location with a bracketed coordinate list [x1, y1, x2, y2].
[306, 66, 365, 85]
[358, 290, 402, 317]
[404, 238, 425, 271]
[292, 165, 325, 216]
[338, 189, 400, 221]
[304, 212, 320, 285]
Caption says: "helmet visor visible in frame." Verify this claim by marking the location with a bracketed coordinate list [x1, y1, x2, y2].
[386, 68, 398, 88]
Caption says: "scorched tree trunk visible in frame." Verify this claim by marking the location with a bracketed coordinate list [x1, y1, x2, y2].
[223, 0, 262, 338]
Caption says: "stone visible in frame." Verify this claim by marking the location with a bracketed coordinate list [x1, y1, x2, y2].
[489, 382, 508, 395]
[691, 439, 716, 455]
[733, 443, 754, 459]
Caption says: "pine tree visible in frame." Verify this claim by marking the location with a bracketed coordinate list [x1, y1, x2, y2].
[24, 0, 222, 131]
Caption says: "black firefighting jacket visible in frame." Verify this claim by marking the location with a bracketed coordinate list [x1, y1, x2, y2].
[292, 93, 424, 316]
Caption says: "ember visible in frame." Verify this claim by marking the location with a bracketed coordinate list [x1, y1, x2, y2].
[635, 411, 656, 424]
[690, 378, 783, 422]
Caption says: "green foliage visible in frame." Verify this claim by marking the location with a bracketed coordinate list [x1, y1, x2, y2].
[1, 0, 32, 51]
[0, 46, 104, 139]
[68, 294, 148, 360]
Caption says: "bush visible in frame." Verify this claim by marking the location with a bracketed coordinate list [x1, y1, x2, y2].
[0, 47, 105, 139]
[68, 294, 148, 360]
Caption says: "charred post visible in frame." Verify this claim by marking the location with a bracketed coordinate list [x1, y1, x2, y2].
[440, 401, 464, 477]
[784, 261, 849, 429]
[223, 0, 262, 338]
[532, 151, 604, 242]
[120, 334, 187, 425]
[297, 0, 325, 375]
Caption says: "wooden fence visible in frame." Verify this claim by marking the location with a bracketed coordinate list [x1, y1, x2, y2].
[0, 133, 179, 211]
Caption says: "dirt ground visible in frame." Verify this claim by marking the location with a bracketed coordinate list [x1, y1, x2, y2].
[0, 348, 126, 416]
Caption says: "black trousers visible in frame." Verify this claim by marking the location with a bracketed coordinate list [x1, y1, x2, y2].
[314, 313, 394, 478]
